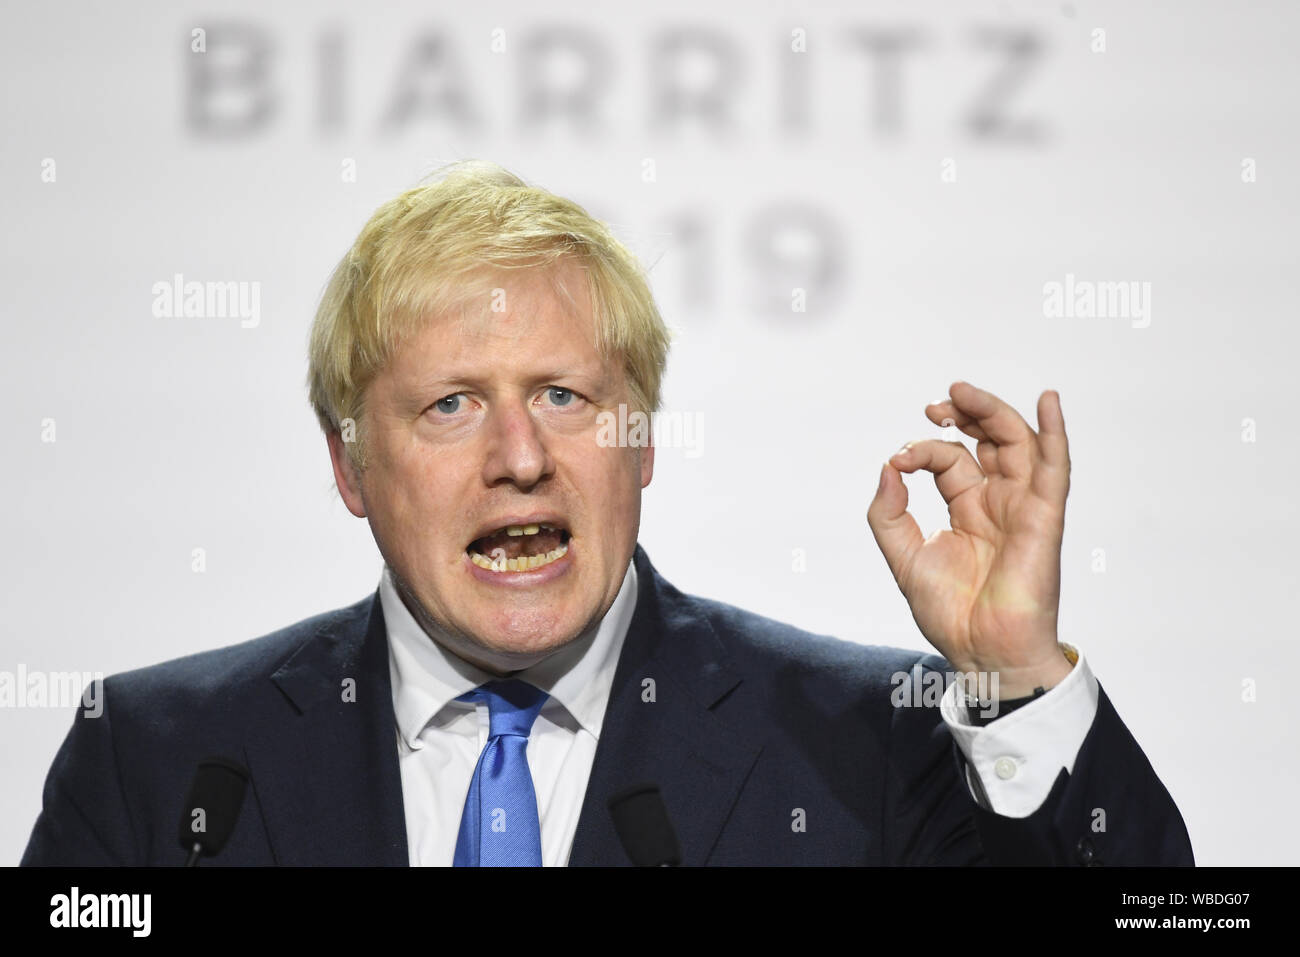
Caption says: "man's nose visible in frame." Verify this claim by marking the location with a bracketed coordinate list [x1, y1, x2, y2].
[480, 398, 556, 490]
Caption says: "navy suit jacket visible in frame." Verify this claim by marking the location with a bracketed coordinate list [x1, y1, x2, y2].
[21, 544, 1194, 866]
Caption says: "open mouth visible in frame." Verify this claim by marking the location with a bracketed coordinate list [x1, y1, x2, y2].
[467, 522, 571, 573]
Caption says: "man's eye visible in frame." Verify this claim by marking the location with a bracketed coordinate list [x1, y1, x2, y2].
[430, 389, 579, 416]
[546, 387, 577, 407]
[433, 394, 464, 414]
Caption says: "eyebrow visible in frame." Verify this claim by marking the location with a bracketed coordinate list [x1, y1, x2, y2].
[415, 369, 596, 392]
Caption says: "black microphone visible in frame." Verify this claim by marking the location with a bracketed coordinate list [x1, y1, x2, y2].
[608, 783, 681, 866]
[178, 757, 250, 866]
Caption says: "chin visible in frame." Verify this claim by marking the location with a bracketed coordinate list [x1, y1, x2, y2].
[474, 609, 583, 656]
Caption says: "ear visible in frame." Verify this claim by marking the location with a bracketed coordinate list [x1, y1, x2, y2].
[326, 430, 367, 518]
[640, 430, 655, 489]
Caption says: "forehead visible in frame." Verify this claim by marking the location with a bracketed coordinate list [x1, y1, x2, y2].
[386, 260, 619, 388]
[447, 261, 592, 346]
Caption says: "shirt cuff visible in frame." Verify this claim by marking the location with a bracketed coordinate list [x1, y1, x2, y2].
[939, 648, 1100, 818]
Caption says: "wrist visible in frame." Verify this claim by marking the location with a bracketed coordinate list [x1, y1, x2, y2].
[964, 642, 1077, 705]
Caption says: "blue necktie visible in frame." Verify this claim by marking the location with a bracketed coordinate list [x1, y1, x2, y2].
[453, 680, 550, 867]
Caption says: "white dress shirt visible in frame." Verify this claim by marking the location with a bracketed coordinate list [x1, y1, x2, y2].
[941, 648, 1100, 817]
[383, 559, 638, 867]
[383, 558, 1101, 864]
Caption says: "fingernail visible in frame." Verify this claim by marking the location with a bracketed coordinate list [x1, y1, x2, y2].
[893, 443, 911, 458]
[878, 463, 888, 492]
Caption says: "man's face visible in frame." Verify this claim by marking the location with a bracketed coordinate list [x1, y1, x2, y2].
[327, 259, 653, 672]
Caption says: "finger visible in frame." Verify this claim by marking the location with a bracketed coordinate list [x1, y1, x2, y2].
[926, 402, 1001, 474]
[866, 462, 923, 586]
[1032, 389, 1071, 503]
[947, 382, 1035, 448]
[947, 381, 1036, 479]
[889, 439, 985, 505]
[925, 400, 990, 443]
[975, 437, 1001, 477]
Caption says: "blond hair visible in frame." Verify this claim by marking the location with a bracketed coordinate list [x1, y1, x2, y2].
[307, 159, 673, 469]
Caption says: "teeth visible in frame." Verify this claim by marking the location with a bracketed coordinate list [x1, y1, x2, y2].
[469, 542, 568, 573]
[499, 523, 559, 536]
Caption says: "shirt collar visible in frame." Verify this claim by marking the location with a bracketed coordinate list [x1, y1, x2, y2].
[383, 557, 639, 752]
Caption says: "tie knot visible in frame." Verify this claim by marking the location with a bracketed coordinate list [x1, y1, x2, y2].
[461, 679, 549, 738]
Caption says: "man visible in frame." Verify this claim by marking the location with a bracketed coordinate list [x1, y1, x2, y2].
[21, 161, 1192, 866]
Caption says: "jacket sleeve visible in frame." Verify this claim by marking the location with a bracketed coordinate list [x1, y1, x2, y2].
[883, 655, 1195, 865]
[20, 677, 140, 866]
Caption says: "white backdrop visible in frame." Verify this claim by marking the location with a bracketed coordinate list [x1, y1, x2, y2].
[2, 0, 1296, 865]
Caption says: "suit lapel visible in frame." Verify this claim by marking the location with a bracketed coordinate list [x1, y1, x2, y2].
[569, 546, 764, 865]
[243, 594, 409, 865]
[240, 545, 759, 866]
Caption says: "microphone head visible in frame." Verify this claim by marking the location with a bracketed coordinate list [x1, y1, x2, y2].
[178, 757, 250, 858]
[608, 783, 682, 866]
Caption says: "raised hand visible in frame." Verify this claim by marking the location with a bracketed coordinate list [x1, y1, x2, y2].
[866, 382, 1075, 699]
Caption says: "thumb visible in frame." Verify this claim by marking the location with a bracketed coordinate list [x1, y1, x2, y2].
[866, 462, 923, 586]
